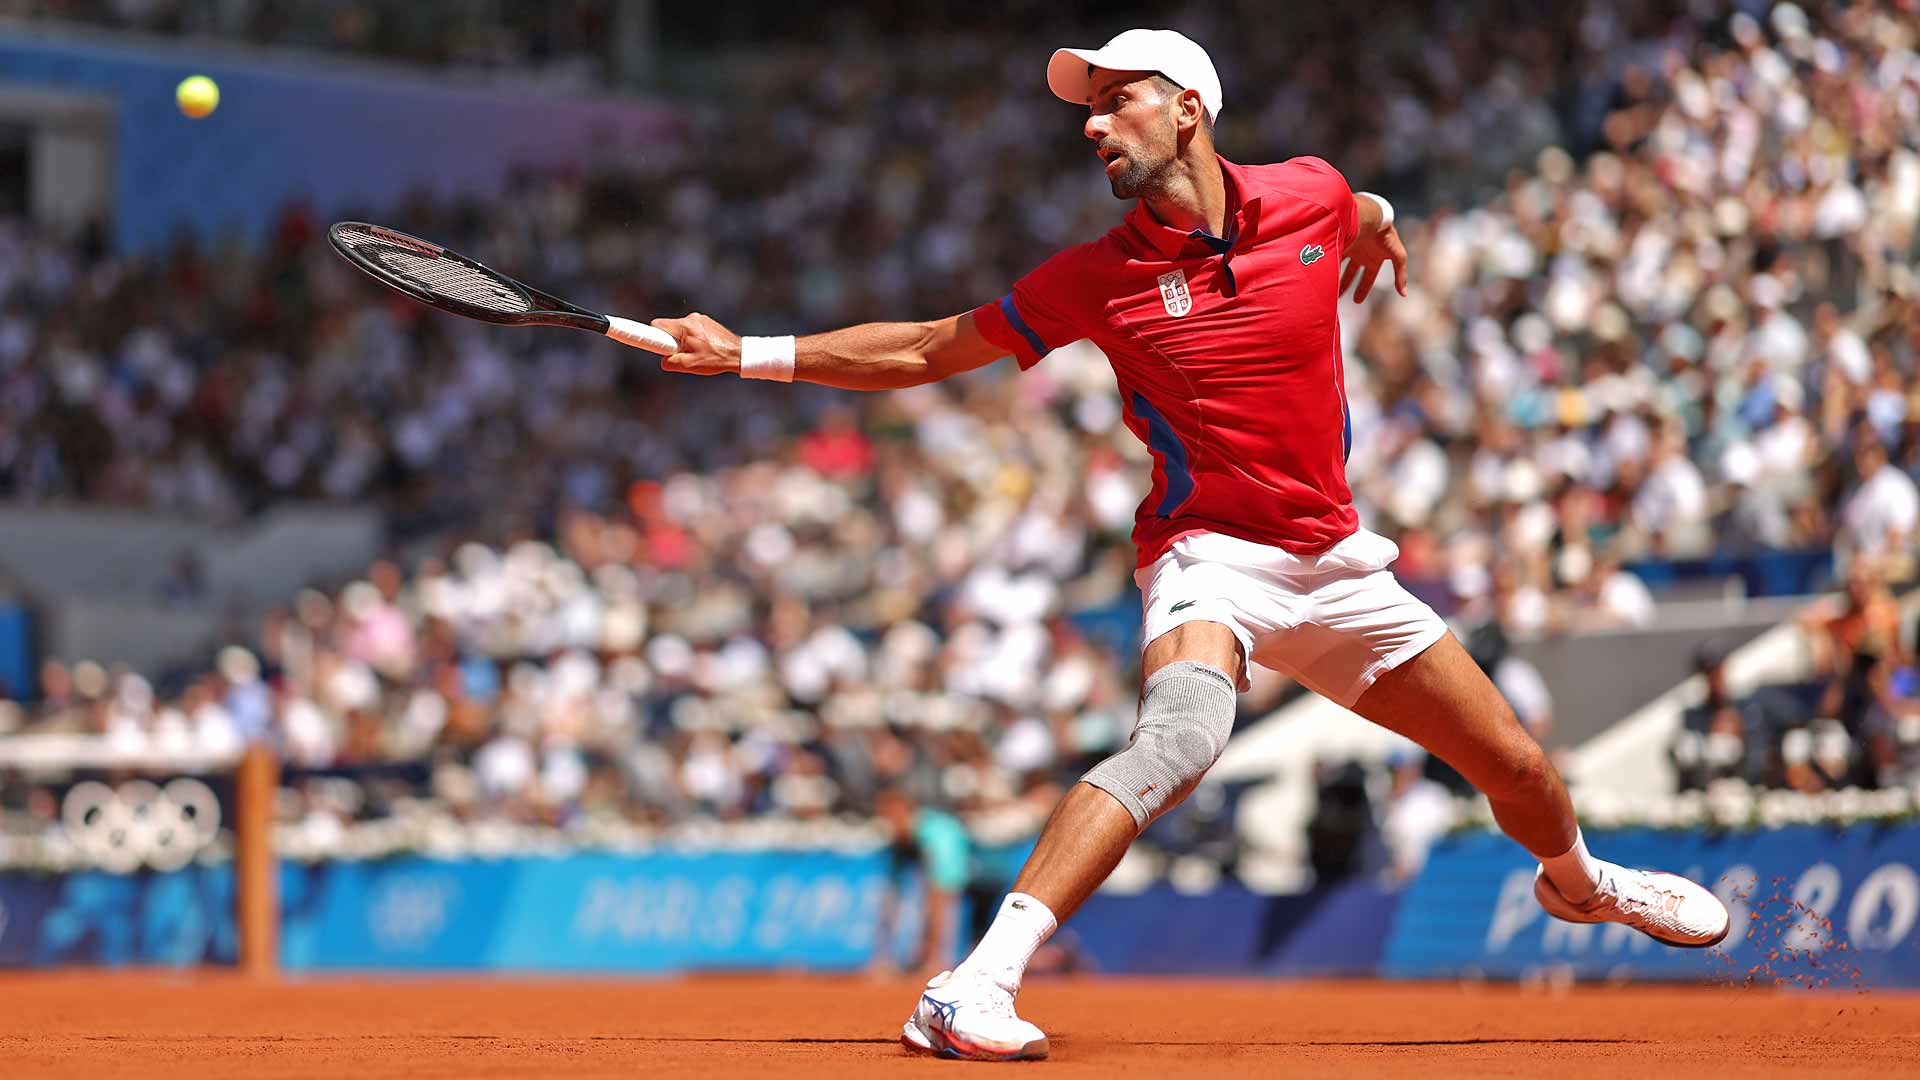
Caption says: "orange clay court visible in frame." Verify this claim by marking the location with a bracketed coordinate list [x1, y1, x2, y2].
[4, 973, 1918, 1078]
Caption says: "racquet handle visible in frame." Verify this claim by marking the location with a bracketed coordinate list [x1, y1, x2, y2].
[604, 316, 678, 355]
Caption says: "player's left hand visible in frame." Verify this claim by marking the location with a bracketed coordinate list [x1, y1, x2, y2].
[1340, 221, 1409, 304]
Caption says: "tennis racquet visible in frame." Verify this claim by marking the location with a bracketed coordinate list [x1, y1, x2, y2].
[327, 221, 678, 355]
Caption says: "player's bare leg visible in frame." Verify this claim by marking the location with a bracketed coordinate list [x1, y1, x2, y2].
[1351, 633, 1730, 947]
[1348, 632, 1577, 857]
[902, 622, 1243, 1060]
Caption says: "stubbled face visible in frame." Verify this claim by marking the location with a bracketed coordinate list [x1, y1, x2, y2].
[1083, 68, 1183, 199]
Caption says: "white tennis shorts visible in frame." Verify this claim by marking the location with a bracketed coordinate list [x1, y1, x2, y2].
[1136, 527, 1449, 706]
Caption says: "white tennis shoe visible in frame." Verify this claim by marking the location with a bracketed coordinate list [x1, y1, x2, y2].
[1534, 862, 1730, 948]
[900, 969, 1049, 1062]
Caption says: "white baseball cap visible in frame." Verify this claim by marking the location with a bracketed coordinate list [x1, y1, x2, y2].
[1047, 29, 1223, 123]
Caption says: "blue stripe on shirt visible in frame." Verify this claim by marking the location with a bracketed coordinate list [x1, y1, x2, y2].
[998, 294, 1050, 360]
[1130, 391, 1195, 516]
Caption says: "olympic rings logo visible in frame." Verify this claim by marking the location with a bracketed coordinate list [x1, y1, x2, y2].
[59, 778, 223, 873]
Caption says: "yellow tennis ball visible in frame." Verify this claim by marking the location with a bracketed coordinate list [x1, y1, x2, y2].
[176, 75, 219, 119]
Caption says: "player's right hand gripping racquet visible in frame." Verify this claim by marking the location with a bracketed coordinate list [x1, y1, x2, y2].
[327, 221, 678, 354]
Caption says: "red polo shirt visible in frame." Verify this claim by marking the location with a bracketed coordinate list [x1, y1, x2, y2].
[973, 156, 1362, 568]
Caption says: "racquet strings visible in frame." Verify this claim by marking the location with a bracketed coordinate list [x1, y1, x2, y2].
[333, 223, 532, 315]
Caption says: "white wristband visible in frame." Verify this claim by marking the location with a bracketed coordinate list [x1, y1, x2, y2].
[739, 335, 796, 382]
[1358, 192, 1394, 229]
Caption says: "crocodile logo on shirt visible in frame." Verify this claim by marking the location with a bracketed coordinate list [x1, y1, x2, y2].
[1300, 244, 1326, 266]
[1169, 599, 1198, 613]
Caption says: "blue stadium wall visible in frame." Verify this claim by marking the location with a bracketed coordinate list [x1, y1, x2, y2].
[1, 825, 1916, 985]
[0, 846, 1397, 975]
[1386, 824, 1920, 988]
[0, 30, 676, 252]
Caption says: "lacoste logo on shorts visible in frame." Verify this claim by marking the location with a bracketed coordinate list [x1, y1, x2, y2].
[1300, 244, 1326, 266]
[1169, 599, 1198, 613]
[1010, 900, 1028, 911]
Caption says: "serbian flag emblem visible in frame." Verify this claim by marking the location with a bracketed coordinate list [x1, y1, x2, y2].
[1157, 270, 1193, 318]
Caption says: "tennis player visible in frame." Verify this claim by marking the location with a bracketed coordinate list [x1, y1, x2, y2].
[653, 29, 1731, 1062]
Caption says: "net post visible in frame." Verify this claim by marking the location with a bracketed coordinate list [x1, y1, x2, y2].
[235, 743, 279, 977]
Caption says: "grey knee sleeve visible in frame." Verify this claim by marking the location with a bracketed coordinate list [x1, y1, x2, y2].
[1082, 661, 1237, 827]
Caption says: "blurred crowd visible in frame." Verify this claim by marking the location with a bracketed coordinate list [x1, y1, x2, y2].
[1670, 563, 1920, 794]
[0, 1, 1917, 862]
[6, 363, 1158, 833]
[7, 5, 1902, 579]
[1349, 0, 1920, 633]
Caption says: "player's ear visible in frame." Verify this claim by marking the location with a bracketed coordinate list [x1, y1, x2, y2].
[1176, 89, 1206, 138]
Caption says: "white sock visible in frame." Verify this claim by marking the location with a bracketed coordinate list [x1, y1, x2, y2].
[953, 892, 1057, 992]
[1540, 829, 1603, 903]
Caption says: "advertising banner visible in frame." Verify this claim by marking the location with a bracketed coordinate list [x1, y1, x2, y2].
[1069, 879, 1399, 976]
[1385, 825, 1920, 987]
[0, 865, 236, 966]
[279, 850, 897, 971]
[10, 823, 1911, 982]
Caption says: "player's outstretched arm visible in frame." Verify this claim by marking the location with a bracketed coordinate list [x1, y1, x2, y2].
[647, 312, 1008, 391]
